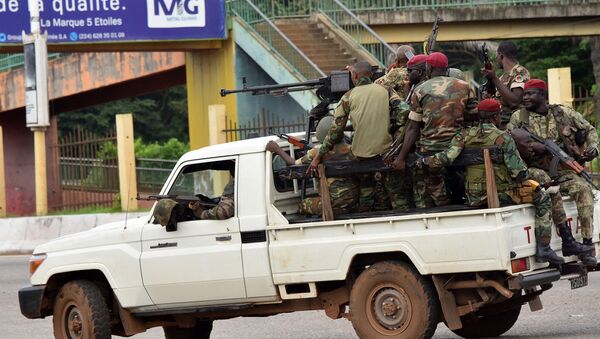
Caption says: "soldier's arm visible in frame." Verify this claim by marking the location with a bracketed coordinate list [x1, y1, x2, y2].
[200, 196, 235, 220]
[506, 111, 520, 130]
[501, 134, 530, 182]
[427, 131, 465, 167]
[393, 90, 423, 167]
[566, 106, 598, 151]
[318, 95, 350, 157]
[492, 68, 528, 109]
[389, 90, 410, 135]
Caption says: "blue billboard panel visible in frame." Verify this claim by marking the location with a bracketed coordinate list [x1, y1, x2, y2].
[0, 0, 227, 45]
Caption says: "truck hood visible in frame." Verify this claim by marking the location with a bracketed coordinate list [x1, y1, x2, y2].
[33, 217, 147, 254]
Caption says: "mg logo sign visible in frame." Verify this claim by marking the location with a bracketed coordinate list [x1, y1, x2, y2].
[147, 0, 206, 28]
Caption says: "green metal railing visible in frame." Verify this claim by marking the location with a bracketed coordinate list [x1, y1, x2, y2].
[229, 0, 325, 80]
[341, 0, 595, 11]
[317, 0, 395, 66]
[0, 53, 63, 72]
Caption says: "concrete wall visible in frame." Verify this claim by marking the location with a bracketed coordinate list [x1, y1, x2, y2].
[234, 46, 306, 126]
[0, 212, 148, 254]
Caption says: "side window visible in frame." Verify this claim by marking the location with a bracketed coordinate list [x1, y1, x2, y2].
[168, 159, 236, 219]
[272, 149, 306, 193]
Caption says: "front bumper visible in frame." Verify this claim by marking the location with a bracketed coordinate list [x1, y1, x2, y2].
[19, 284, 46, 319]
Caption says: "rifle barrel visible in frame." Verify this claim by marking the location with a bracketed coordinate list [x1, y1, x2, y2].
[220, 79, 324, 97]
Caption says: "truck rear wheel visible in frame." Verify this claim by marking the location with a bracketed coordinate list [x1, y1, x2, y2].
[451, 305, 521, 338]
[349, 261, 439, 339]
[163, 320, 213, 339]
[52, 280, 111, 339]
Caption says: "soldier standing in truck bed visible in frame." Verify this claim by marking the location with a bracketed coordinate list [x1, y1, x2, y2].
[481, 41, 530, 129]
[392, 52, 477, 208]
[375, 45, 415, 99]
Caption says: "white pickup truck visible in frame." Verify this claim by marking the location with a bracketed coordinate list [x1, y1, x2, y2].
[19, 135, 598, 339]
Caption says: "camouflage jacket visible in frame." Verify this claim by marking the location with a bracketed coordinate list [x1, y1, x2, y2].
[298, 143, 357, 196]
[375, 67, 409, 99]
[200, 195, 235, 220]
[507, 104, 599, 161]
[497, 63, 530, 117]
[409, 76, 477, 153]
[428, 123, 529, 205]
[320, 76, 401, 158]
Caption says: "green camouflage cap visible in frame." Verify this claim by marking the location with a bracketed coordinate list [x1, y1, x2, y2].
[316, 115, 334, 143]
[153, 199, 179, 227]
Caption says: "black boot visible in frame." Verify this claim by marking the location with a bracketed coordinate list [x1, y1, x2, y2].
[535, 242, 565, 265]
[580, 238, 597, 267]
[558, 223, 593, 256]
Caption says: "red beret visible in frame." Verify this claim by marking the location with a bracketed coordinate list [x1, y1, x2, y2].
[407, 54, 427, 67]
[477, 99, 501, 112]
[426, 52, 448, 68]
[524, 79, 547, 91]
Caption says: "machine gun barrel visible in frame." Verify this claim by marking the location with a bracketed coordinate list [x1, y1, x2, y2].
[220, 78, 325, 97]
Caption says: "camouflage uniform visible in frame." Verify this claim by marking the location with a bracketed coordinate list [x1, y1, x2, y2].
[320, 76, 406, 211]
[508, 105, 598, 239]
[375, 67, 409, 99]
[297, 144, 359, 215]
[428, 123, 553, 244]
[199, 180, 235, 220]
[497, 63, 530, 125]
[409, 75, 477, 208]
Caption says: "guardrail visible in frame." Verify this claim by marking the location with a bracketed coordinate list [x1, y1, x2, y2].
[339, 0, 595, 10]
[316, 0, 395, 67]
[0, 53, 63, 72]
[228, 0, 325, 80]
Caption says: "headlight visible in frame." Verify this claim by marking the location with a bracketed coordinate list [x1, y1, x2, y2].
[29, 253, 47, 275]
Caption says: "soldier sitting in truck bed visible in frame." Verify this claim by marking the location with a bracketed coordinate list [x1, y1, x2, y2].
[266, 115, 359, 216]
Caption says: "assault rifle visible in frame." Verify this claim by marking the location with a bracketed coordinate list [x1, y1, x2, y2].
[481, 43, 496, 98]
[525, 128, 599, 190]
[276, 133, 313, 151]
[136, 193, 219, 207]
[424, 16, 443, 55]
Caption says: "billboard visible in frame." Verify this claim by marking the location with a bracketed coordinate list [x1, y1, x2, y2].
[0, 0, 227, 45]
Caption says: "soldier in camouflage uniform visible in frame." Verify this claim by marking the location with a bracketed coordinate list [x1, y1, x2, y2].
[392, 52, 477, 208]
[511, 128, 594, 264]
[266, 116, 359, 216]
[188, 175, 235, 220]
[481, 41, 530, 128]
[422, 99, 563, 264]
[309, 61, 407, 212]
[375, 45, 414, 99]
[507, 79, 597, 264]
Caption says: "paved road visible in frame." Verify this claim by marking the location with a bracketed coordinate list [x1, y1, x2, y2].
[3, 255, 600, 339]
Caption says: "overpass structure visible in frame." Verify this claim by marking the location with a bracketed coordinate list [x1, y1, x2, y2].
[0, 0, 599, 215]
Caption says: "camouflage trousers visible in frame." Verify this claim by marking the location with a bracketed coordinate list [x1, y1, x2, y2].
[299, 177, 359, 215]
[358, 171, 411, 212]
[501, 189, 553, 246]
[529, 167, 595, 239]
[413, 166, 450, 208]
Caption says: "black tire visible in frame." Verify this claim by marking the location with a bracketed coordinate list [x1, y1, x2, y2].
[163, 320, 213, 339]
[451, 305, 521, 338]
[349, 261, 440, 339]
[52, 280, 111, 339]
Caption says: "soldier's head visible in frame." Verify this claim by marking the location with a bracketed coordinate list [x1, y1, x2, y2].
[510, 128, 535, 161]
[315, 115, 334, 143]
[477, 99, 501, 126]
[395, 45, 415, 67]
[522, 79, 548, 113]
[350, 61, 373, 85]
[425, 52, 448, 78]
[497, 41, 518, 68]
[407, 54, 427, 84]
[448, 68, 465, 81]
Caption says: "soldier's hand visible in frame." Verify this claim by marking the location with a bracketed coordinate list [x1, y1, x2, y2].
[415, 156, 428, 169]
[266, 141, 280, 153]
[582, 147, 598, 161]
[307, 153, 321, 176]
[392, 157, 406, 171]
[481, 66, 497, 80]
[188, 201, 204, 212]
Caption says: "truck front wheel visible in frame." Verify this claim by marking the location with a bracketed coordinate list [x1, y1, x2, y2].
[52, 280, 111, 339]
[349, 261, 439, 339]
[163, 320, 213, 339]
[451, 305, 521, 338]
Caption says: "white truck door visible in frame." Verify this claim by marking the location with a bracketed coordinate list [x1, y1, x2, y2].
[140, 157, 246, 307]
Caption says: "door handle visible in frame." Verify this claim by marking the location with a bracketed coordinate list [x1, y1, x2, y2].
[216, 235, 232, 241]
[150, 242, 178, 249]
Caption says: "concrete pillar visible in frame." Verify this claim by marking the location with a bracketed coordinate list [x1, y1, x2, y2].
[0, 127, 5, 217]
[116, 113, 138, 211]
[186, 36, 238, 150]
[32, 127, 47, 216]
[548, 67, 573, 107]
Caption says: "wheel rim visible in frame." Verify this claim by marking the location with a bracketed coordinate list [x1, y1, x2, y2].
[366, 283, 412, 335]
[65, 304, 84, 339]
